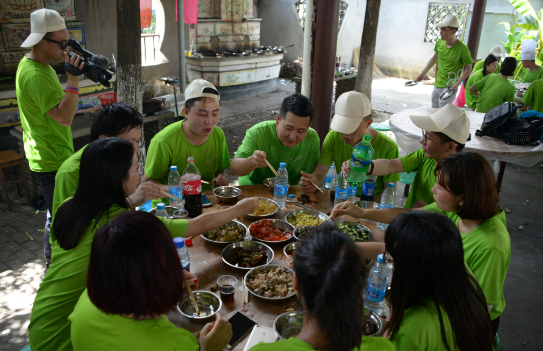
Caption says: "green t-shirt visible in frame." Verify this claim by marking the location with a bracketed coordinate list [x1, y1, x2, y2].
[434, 39, 473, 88]
[473, 59, 501, 75]
[16, 56, 74, 172]
[424, 203, 510, 320]
[52, 145, 86, 216]
[522, 78, 543, 113]
[145, 120, 231, 193]
[474, 74, 516, 113]
[250, 335, 395, 351]
[236, 120, 320, 186]
[28, 202, 189, 351]
[465, 69, 485, 110]
[399, 148, 436, 209]
[319, 130, 399, 196]
[69, 290, 198, 351]
[522, 66, 543, 83]
[390, 298, 458, 351]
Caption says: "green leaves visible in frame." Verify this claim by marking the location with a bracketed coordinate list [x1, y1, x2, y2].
[516, 14, 540, 30]
[509, 0, 537, 17]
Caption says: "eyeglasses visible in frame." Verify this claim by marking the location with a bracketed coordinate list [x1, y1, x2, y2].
[129, 163, 144, 176]
[44, 38, 69, 50]
[383, 251, 393, 264]
[421, 130, 445, 145]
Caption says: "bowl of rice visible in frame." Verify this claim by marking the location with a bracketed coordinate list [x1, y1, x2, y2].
[244, 197, 279, 221]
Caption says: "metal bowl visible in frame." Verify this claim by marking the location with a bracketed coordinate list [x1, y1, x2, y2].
[221, 241, 274, 271]
[292, 225, 317, 241]
[404, 79, 419, 86]
[248, 219, 294, 244]
[362, 309, 383, 337]
[285, 209, 328, 227]
[244, 264, 296, 301]
[439, 88, 455, 101]
[274, 311, 304, 340]
[177, 290, 222, 323]
[263, 178, 290, 193]
[283, 241, 300, 261]
[201, 220, 248, 247]
[354, 200, 380, 209]
[243, 197, 279, 221]
[333, 220, 373, 242]
[149, 205, 188, 219]
[213, 186, 242, 203]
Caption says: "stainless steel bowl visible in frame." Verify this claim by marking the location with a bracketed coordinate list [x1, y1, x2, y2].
[213, 186, 242, 203]
[283, 241, 300, 261]
[263, 178, 290, 193]
[439, 88, 455, 101]
[248, 219, 294, 244]
[244, 264, 296, 301]
[177, 290, 222, 323]
[243, 197, 279, 221]
[292, 225, 317, 241]
[222, 241, 274, 271]
[201, 220, 248, 247]
[149, 205, 188, 218]
[333, 220, 373, 242]
[354, 201, 380, 209]
[285, 209, 328, 227]
[274, 311, 304, 340]
[362, 309, 383, 337]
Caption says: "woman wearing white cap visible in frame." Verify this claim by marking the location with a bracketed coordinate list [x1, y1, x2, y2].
[473, 45, 504, 73]
[469, 57, 517, 113]
[520, 39, 543, 83]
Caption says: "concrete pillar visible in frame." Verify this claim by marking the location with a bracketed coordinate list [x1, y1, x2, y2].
[466, 0, 487, 61]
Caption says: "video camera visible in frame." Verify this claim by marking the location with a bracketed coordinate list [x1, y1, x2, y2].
[64, 39, 113, 88]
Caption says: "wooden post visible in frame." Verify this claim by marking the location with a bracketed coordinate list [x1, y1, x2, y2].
[116, 0, 146, 162]
[354, 0, 382, 101]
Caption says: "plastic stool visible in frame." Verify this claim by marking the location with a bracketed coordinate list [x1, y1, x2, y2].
[494, 333, 500, 351]
[399, 171, 417, 206]
[19, 346, 31, 351]
[370, 123, 392, 138]
[0, 150, 32, 211]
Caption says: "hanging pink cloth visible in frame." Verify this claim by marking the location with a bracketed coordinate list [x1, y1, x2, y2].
[177, 0, 198, 24]
[454, 83, 466, 108]
[140, 0, 152, 29]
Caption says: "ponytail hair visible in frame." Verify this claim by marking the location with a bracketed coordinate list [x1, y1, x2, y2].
[482, 54, 498, 76]
[293, 224, 367, 351]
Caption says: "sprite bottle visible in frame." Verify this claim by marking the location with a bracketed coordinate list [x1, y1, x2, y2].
[347, 134, 374, 187]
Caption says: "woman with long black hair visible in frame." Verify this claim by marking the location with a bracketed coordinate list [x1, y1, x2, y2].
[250, 224, 395, 351]
[28, 137, 258, 351]
[465, 54, 499, 110]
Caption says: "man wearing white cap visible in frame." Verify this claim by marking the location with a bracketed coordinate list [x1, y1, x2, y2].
[299, 91, 399, 201]
[520, 39, 543, 83]
[343, 104, 470, 208]
[143, 79, 231, 198]
[16, 8, 84, 271]
[473, 45, 504, 73]
[416, 14, 473, 108]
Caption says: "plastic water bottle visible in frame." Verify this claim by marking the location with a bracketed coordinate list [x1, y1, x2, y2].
[334, 168, 349, 206]
[324, 165, 335, 189]
[274, 162, 288, 207]
[364, 254, 389, 315]
[347, 182, 358, 203]
[360, 175, 377, 202]
[168, 165, 183, 208]
[173, 237, 190, 272]
[155, 202, 169, 219]
[347, 134, 374, 187]
[378, 183, 396, 230]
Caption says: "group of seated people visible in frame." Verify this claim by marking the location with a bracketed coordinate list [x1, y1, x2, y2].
[27, 78, 510, 351]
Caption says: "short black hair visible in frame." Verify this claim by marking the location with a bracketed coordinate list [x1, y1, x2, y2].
[447, 26, 458, 32]
[279, 93, 314, 124]
[184, 87, 221, 112]
[500, 57, 518, 76]
[90, 102, 143, 142]
[436, 131, 469, 152]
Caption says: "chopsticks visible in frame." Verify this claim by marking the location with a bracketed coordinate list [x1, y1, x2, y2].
[311, 181, 324, 193]
[201, 180, 210, 184]
[161, 190, 183, 202]
[321, 202, 348, 224]
[265, 159, 279, 177]
[185, 273, 200, 316]
[243, 284, 249, 304]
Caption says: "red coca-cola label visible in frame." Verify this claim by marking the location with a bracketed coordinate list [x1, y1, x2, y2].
[182, 179, 201, 195]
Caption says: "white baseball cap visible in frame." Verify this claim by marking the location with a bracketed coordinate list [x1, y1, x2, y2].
[185, 79, 220, 101]
[21, 9, 66, 48]
[409, 104, 470, 144]
[490, 45, 505, 57]
[436, 14, 459, 29]
[521, 39, 537, 60]
[330, 91, 371, 134]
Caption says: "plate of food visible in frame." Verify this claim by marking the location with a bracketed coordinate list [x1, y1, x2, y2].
[333, 220, 373, 242]
[244, 197, 279, 221]
[292, 225, 317, 241]
[222, 241, 274, 270]
[244, 265, 296, 300]
[201, 220, 248, 246]
[249, 219, 294, 243]
[285, 209, 328, 227]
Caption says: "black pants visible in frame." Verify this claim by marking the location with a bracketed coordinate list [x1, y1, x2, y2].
[492, 316, 500, 336]
[34, 170, 57, 275]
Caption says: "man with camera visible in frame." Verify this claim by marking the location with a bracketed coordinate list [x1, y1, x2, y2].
[16, 9, 84, 272]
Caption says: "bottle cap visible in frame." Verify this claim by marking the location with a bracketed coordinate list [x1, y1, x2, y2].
[187, 156, 194, 162]
[157, 203, 165, 210]
[288, 194, 294, 198]
[170, 165, 177, 171]
[377, 254, 385, 263]
[173, 237, 185, 248]
[185, 239, 193, 247]
[363, 134, 371, 142]
[387, 182, 395, 188]
[280, 162, 286, 168]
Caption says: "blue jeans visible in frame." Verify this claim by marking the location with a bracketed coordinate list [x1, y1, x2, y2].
[34, 171, 57, 276]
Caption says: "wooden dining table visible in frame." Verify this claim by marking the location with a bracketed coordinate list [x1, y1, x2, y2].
[166, 185, 386, 350]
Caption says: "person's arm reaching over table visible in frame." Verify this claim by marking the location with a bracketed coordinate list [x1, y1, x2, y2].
[299, 163, 330, 194]
[331, 200, 416, 224]
[342, 158, 405, 178]
[230, 150, 268, 176]
[127, 181, 165, 207]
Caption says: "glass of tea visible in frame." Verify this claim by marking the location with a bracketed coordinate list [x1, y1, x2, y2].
[217, 275, 237, 303]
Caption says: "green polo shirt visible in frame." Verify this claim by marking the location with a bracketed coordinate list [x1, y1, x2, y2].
[434, 39, 473, 88]
[473, 59, 501, 75]
[236, 120, 320, 186]
[16, 56, 74, 172]
[399, 148, 437, 209]
[474, 74, 515, 113]
[319, 130, 399, 196]
[522, 66, 543, 83]
[522, 78, 543, 113]
[424, 203, 510, 320]
[465, 69, 485, 110]
[52, 145, 86, 216]
[250, 335, 395, 351]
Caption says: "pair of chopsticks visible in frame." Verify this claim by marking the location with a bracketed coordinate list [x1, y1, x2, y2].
[243, 284, 249, 304]
[321, 202, 348, 224]
[265, 159, 324, 194]
[185, 273, 200, 316]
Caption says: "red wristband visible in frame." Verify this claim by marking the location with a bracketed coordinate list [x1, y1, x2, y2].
[65, 89, 79, 95]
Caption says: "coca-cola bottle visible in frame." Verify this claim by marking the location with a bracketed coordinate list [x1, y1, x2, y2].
[182, 156, 202, 217]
